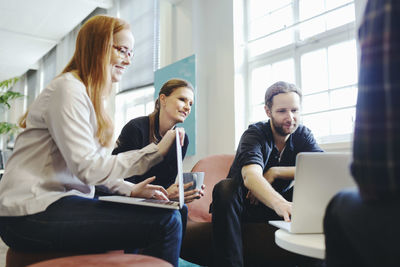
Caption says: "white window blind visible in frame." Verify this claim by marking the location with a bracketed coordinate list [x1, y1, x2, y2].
[42, 46, 57, 88]
[118, 0, 159, 92]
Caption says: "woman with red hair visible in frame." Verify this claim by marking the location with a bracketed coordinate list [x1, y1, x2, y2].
[0, 15, 183, 267]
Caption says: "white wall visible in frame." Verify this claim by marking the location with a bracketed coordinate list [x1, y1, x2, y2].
[166, 0, 364, 162]
[161, 0, 236, 170]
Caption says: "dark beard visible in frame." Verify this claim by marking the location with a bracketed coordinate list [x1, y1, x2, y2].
[271, 118, 297, 137]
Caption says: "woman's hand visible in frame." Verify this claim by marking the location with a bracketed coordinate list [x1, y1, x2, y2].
[130, 177, 169, 200]
[157, 127, 185, 156]
[166, 183, 206, 203]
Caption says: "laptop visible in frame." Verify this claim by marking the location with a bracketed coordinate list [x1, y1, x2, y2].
[269, 152, 356, 233]
[99, 130, 184, 210]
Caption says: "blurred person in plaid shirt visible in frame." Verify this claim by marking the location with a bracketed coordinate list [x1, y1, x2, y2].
[324, 0, 400, 266]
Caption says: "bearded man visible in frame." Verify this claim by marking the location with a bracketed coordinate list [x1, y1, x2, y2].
[210, 81, 323, 267]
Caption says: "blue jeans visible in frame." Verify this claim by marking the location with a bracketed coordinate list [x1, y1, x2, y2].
[324, 188, 400, 267]
[0, 196, 183, 267]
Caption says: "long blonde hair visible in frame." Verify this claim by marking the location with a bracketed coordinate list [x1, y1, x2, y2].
[19, 15, 130, 147]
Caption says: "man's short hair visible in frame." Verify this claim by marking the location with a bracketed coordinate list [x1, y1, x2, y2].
[264, 81, 302, 110]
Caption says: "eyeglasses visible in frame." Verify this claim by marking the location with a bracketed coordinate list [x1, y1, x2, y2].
[112, 45, 134, 60]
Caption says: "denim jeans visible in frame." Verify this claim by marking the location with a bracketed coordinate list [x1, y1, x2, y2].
[324, 189, 400, 267]
[0, 195, 183, 267]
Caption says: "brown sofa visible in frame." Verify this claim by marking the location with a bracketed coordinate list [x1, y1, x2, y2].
[180, 154, 302, 267]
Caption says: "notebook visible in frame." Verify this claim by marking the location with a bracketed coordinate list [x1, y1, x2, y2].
[269, 152, 356, 233]
[99, 130, 184, 210]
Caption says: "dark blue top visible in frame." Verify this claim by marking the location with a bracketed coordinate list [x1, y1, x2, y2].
[228, 120, 323, 193]
[112, 116, 189, 189]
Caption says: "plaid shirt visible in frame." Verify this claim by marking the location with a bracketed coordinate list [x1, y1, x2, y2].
[351, 0, 400, 200]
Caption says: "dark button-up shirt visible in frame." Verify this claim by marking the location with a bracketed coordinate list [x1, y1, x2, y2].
[228, 120, 323, 193]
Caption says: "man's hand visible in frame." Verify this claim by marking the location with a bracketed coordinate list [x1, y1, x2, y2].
[246, 191, 259, 205]
[130, 177, 169, 200]
[263, 167, 277, 184]
[242, 164, 293, 221]
[272, 199, 292, 222]
[263, 166, 296, 184]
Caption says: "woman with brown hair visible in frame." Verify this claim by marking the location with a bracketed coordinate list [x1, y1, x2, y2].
[112, 79, 204, 202]
[0, 15, 183, 267]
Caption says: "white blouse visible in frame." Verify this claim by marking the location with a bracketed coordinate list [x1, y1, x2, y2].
[0, 73, 163, 216]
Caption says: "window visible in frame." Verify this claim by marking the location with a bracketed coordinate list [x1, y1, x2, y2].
[26, 69, 38, 108]
[114, 85, 155, 138]
[42, 46, 57, 88]
[244, 0, 358, 144]
[113, 0, 160, 138]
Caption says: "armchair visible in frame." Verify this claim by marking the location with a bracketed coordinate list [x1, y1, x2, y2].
[180, 154, 301, 266]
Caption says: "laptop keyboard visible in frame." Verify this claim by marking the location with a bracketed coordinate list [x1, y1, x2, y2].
[141, 199, 177, 205]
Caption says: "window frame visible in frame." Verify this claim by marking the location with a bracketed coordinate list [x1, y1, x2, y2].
[114, 84, 156, 139]
[243, 0, 358, 145]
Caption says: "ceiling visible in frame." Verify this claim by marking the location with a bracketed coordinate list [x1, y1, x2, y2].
[0, 0, 113, 81]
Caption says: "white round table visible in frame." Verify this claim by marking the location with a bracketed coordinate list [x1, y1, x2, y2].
[275, 229, 325, 259]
